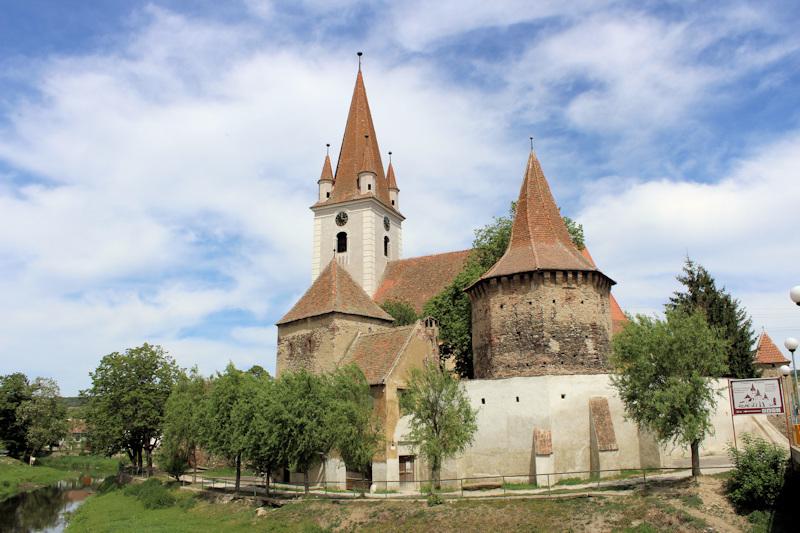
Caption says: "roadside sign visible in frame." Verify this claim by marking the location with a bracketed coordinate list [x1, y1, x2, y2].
[729, 378, 785, 415]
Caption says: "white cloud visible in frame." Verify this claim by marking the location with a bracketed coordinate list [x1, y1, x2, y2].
[580, 132, 800, 358]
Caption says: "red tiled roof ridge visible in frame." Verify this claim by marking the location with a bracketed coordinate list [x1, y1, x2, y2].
[477, 151, 609, 283]
[277, 259, 393, 325]
[754, 331, 790, 365]
[388, 248, 472, 263]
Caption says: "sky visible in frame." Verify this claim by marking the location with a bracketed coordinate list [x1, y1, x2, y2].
[1, 0, 799, 395]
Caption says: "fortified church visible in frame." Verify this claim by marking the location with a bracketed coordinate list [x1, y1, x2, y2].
[275, 64, 782, 489]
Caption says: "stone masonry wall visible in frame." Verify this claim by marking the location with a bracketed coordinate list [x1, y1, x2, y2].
[276, 313, 391, 376]
[470, 270, 612, 378]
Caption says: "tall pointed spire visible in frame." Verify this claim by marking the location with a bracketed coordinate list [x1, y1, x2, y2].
[359, 135, 378, 174]
[478, 150, 603, 281]
[319, 152, 334, 183]
[387, 159, 399, 191]
[322, 65, 394, 210]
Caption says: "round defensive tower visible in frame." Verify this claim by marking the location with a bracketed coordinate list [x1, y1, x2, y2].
[465, 150, 615, 378]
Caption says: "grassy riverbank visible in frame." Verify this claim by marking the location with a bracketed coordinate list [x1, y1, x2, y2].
[64, 476, 765, 532]
[0, 455, 121, 501]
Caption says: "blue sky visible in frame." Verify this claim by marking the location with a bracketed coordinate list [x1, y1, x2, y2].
[2, 0, 800, 394]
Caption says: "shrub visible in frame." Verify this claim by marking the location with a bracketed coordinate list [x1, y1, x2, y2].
[726, 434, 787, 510]
[426, 492, 444, 506]
[124, 479, 176, 509]
[96, 475, 123, 494]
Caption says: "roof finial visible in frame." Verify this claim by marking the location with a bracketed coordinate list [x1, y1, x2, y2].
[388, 151, 392, 163]
[530, 136, 534, 152]
[326, 143, 330, 156]
[357, 51, 363, 71]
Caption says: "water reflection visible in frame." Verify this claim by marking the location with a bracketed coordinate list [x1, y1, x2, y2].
[0, 478, 95, 533]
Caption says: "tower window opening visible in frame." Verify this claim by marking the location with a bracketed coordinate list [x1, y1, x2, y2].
[391, 200, 395, 205]
[336, 232, 348, 253]
[326, 192, 330, 198]
[384, 236, 390, 257]
[368, 183, 372, 191]
[481, 398, 486, 405]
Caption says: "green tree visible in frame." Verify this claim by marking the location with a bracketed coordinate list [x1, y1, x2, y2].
[82, 343, 181, 473]
[424, 201, 585, 377]
[17, 378, 68, 458]
[156, 439, 191, 482]
[400, 361, 478, 489]
[237, 370, 283, 496]
[667, 258, 757, 378]
[380, 300, 418, 326]
[201, 363, 253, 492]
[325, 365, 381, 477]
[161, 368, 207, 482]
[0, 373, 33, 458]
[269, 370, 330, 494]
[610, 309, 728, 477]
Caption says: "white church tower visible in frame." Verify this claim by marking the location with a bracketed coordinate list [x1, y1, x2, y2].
[310, 64, 404, 295]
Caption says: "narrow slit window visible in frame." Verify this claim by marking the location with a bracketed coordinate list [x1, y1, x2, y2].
[384, 236, 390, 257]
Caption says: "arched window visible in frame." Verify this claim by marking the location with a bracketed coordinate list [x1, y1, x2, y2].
[384, 236, 390, 257]
[336, 232, 347, 253]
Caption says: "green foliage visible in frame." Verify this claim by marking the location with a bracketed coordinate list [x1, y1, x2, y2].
[268, 369, 331, 492]
[610, 309, 728, 475]
[96, 474, 124, 494]
[423, 201, 586, 377]
[725, 434, 787, 511]
[82, 343, 181, 471]
[236, 368, 282, 491]
[0, 374, 68, 459]
[562, 216, 585, 250]
[124, 479, 176, 509]
[380, 300, 418, 326]
[426, 492, 444, 506]
[157, 440, 191, 482]
[324, 365, 381, 475]
[162, 368, 206, 479]
[16, 378, 68, 457]
[400, 361, 478, 488]
[201, 363, 254, 491]
[667, 258, 757, 378]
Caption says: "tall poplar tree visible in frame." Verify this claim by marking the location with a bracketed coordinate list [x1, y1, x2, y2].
[667, 258, 757, 378]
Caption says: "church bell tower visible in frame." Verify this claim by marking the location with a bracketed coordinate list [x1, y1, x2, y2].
[310, 63, 404, 295]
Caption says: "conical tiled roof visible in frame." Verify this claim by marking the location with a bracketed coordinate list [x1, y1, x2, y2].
[387, 161, 399, 190]
[359, 135, 378, 174]
[479, 151, 608, 282]
[754, 332, 790, 365]
[318, 154, 333, 182]
[277, 259, 394, 325]
[315, 69, 397, 213]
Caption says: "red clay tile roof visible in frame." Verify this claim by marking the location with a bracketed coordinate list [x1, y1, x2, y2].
[580, 248, 628, 334]
[754, 332, 790, 365]
[387, 162, 398, 190]
[313, 69, 399, 215]
[277, 259, 394, 325]
[319, 154, 333, 182]
[373, 249, 472, 314]
[341, 325, 416, 384]
[478, 151, 608, 283]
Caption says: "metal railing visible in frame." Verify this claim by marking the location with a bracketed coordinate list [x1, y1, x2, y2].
[180, 464, 734, 500]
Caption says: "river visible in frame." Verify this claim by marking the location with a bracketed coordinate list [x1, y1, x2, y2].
[0, 477, 95, 533]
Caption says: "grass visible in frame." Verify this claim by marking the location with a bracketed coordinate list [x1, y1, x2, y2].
[200, 467, 258, 478]
[501, 481, 538, 490]
[65, 481, 725, 533]
[556, 476, 587, 486]
[0, 457, 81, 501]
[37, 454, 122, 476]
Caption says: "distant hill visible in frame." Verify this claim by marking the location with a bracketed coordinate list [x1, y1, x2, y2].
[60, 396, 86, 413]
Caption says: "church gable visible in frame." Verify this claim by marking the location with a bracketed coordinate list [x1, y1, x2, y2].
[277, 259, 393, 325]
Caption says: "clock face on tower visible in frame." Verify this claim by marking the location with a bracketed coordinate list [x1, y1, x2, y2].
[335, 211, 348, 226]
[383, 216, 390, 231]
